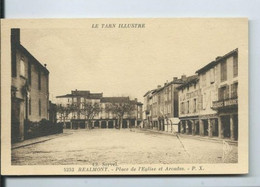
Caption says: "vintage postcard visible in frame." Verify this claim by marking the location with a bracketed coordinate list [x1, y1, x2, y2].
[1, 18, 248, 175]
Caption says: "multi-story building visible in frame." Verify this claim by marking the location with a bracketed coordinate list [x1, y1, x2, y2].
[197, 49, 238, 141]
[56, 90, 143, 129]
[177, 49, 238, 141]
[177, 75, 200, 135]
[11, 28, 50, 142]
[143, 76, 187, 132]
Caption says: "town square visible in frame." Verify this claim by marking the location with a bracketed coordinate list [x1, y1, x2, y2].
[12, 129, 237, 165]
[3, 19, 247, 174]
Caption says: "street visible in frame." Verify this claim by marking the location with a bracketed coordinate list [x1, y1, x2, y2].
[12, 129, 238, 165]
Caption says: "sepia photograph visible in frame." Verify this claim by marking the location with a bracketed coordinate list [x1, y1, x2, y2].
[1, 18, 248, 175]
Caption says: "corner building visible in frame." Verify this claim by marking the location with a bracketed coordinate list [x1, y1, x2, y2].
[11, 29, 50, 142]
[177, 49, 238, 141]
[56, 90, 143, 129]
[197, 49, 238, 140]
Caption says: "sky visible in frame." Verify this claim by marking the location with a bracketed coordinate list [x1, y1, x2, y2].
[16, 19, 247, 103]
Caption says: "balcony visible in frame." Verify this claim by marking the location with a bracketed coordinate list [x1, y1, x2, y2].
[212, 97, 238, 110]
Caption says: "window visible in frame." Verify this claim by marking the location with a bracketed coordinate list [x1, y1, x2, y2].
[187, 101, 190, 114]
[39, 99, 41, 116]
[231, 83, 238, 98]
[46, 76, 49, 93]
[218, 86, 229, 100]
[201, 72, 206, 87]
[168, 88, 170, 101]
[181, 102, 184, 114]
[38, 68, 41, 90]
[29, 98, 31, 115]
[221, 60, 227, 82]
[194, 99, 197, 113]
[202, 94, 206, 110]
[28, 61, 31, 85]
[20, 57, 25, 77]
[210, 68, 215, 84]
[81, 97, 84, 103]
[233, 55, 238, 77]
[11, 49, 17, 77]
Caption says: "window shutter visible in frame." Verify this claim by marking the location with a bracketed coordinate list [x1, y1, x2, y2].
[198, 95, 203, 110]
[225, 85, 230, 99]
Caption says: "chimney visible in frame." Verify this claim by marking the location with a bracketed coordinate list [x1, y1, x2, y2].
[135, 98, 138, 102]
[181, 75, 187, 81]
[44, 64, 47, 68]
[11, 28, 20, 45]
[216, 56, 222, 61]
[157, 85, 161, 89]
[173, 77, 178, 81]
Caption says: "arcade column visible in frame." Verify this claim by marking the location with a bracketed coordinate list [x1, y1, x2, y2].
[230, 115, 235, 141]
[191, 120, 195, 135]
[199, 119, 204, 136]
[218, 117, 224, 139]
[208, 119, 213, 137]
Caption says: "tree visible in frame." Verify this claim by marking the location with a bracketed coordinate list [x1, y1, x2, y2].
[105, 100, 136, 129]
[56, 103, 77, 127]
[80, 102, 102, 129]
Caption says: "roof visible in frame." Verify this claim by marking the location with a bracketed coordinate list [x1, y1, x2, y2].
[89, 93, 103, 99]
[101, 97, 130, 103]
[150, 78, 186, 95]
[17, 44, 49, 74]
[176, 75, 199, 90]
[56, 90, 103, 99]
[56, 94, 73, 98]
[56, 90, 143, 105]
[143, 90, 151, 97]
[137, 102, 143, 105]
[196, 48, 238, 74]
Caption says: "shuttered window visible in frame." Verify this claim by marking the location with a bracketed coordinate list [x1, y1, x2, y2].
[210, 68, 215, 84]
[218, 85, 229, 100]
[231, 83, 238, 98]
[181, 102, 184, 114]
[187, 101, 190, 114]
[20, 58, 25, 77]
[38, 68, 41, 90]
[221, 60, 227, 82]
[233, 55, 238, 77]
[39, 99, 41, 116]
[194, 99, 197, 113]
[28, 61, 31, 85]
[11, 49, 17, 77]
[29, 98, 31, 115]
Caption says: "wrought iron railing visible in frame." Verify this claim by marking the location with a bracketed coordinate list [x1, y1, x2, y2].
[212, 97, 238, 109]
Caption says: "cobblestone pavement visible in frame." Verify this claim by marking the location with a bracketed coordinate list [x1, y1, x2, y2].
[12, 129, 237, 165]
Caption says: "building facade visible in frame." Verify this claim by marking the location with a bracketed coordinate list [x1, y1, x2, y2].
[177, 49, 238, 141]
[11, 28, 50, 142]
[177, 75, 201, 135]
[143, 76, 187, 132]
[56, 90, 143, 129]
